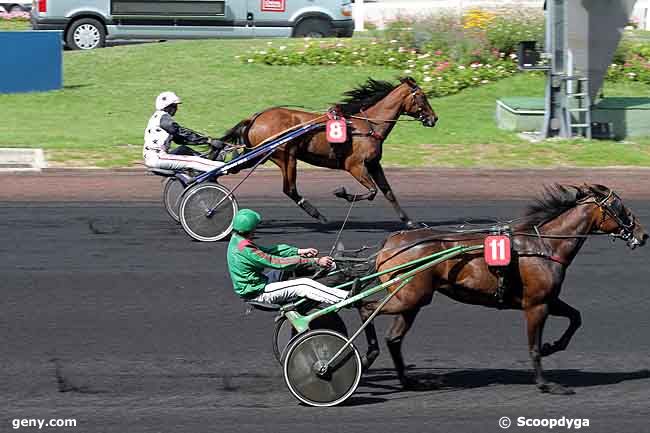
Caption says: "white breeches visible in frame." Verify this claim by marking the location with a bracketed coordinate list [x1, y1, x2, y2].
[144, 151, 225, 173]
[252, 278, 348, 305]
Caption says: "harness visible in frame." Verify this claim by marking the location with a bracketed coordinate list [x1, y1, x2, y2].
[373, 188, 636, 305]
[342, 84, 429, 143]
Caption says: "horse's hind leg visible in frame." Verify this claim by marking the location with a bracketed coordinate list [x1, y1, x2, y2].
[358, 302, 381, 371]
[385, 308, 428, 389]
[525, 303, 575, 395]
[540, 298, 582, 357]
[334, 160, 377, 202]
[366, 162, 415, 228]
[274, 153, 328, 223]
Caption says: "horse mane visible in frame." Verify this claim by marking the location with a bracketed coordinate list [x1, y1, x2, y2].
[520, 183, 610, 228]
[337, 78, 398, 116]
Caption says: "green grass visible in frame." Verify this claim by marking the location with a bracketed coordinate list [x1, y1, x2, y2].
[1, 37, 650, 167]
[0, 19, 29, 31]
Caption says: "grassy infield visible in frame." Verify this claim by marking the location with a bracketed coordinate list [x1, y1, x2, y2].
[1, 20, 650, 168]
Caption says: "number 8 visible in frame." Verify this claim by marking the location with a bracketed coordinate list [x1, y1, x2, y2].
[330, 123, 342, 138]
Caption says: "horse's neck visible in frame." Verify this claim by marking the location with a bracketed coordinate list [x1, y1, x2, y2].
[539, 204, 599, 263]
[362, 86, 408, 136]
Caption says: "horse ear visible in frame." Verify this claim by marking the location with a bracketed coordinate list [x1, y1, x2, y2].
[586, 184, 609, 196]
[400, 76, 416, 86]
[567, 184, 584, 195]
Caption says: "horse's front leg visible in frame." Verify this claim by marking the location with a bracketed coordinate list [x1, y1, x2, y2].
[334, 160, 377, 202]
[274, 154, 328, 224]
[525, 303, 575, 395]
[366, 161, 416, 229]
[541, 298, 582, 357]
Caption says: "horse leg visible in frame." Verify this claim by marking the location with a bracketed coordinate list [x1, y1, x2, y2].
[358, 302, 381, 371]
[540, 298, 582, 357]
[525, 303, 575, 395]
[366, 161, 416, 228]
[275, 154, 328, 223]
[333, 161, 378, 202]
[385, 309, 429, 389]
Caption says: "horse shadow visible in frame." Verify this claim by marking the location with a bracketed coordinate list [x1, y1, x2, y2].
[359, 367, 650, 395]
[259, 218, 500, 235]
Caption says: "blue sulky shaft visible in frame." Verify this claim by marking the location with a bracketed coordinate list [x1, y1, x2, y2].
[193, 122, 324, 185]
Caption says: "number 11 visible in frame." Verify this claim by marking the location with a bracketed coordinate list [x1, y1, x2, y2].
[490, 238, 506, 260]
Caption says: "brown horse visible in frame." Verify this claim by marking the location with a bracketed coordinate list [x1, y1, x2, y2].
[359, 184, 647, 394]
[220, 77, 437, 228]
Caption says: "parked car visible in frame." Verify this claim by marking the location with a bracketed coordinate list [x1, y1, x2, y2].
[31, 0, 354, 50]
[1, 2, 31, 12]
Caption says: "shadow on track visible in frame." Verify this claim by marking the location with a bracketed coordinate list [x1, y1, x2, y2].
[259, 219, 501, 235]
[360, 367, 650, 395]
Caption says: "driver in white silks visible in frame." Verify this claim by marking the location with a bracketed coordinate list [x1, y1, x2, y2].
[143, 91, 227, 172]
[227, 209, 354, 305]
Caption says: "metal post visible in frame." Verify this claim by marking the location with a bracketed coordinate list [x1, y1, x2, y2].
[354, 0, 365, 32]
[542, 0, 569, 138]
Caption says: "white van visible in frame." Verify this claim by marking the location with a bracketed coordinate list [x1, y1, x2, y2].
[31, 0, 354, 50]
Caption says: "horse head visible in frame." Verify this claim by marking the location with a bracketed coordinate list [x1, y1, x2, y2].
[580, 184, 648, 249]
[399, 77, 438, 127]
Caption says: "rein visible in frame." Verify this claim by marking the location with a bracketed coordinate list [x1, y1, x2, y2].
[348, 114, 420, 123]
[375, 192, 629, 269]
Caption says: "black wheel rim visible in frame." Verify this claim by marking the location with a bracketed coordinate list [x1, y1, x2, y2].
[181, 185, 236, 241]
[164, 178, 185, 222]
[284, 331, 360, 406]
[274, 318, 296, 364]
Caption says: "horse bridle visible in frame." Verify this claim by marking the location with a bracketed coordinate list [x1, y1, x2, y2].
[580, 189, 635, 241]
[405, 83, 430, 123]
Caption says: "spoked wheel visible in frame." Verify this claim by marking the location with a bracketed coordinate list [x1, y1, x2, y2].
[272, 312, 347, 364]
[179, 183, 238, 242]
[162, 177, 186, 223]
[283, 329, 362, 407]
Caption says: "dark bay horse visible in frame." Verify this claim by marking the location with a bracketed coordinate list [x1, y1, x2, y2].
[221, 77, 437, 228]
[359, 184, 647, 394]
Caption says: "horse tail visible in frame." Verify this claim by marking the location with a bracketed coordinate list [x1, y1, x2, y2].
[219, 118, 252, 146]
[219, 109, 270, 148]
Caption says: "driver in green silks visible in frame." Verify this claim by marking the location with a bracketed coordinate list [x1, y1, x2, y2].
[227, 209, 351, 305]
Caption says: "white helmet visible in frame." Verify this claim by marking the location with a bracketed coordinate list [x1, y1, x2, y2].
[155, 91, 181, 110]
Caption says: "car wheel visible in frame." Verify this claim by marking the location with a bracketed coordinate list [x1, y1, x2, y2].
[9, 4, 25, 12]
[65, 18, 106, 50]
[294, 18, 333, 38]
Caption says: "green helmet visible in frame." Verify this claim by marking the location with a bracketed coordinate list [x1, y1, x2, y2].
[233, 209, 261, 233]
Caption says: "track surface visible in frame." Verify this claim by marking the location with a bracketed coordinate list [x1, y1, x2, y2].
[2, 171, 650, 433]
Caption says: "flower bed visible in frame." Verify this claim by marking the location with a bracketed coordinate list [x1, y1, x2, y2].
[607, 43, 650, 84]
[0, 11, 30, 20]
[241, 9, 540, 97]
[242, 39, 518, 97]
[241, 9, 650, 98]
[0, 11, 30, 29]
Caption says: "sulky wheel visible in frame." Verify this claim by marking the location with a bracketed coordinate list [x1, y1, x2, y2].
[272, 312, 348, 364]
[283, 329, 362, 407]
[162, 177, 186, 223]
[179, 183, 238, 242]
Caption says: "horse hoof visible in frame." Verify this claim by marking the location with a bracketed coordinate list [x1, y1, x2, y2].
[362, 350, 380, 371]
[538, 382, 575, 395]
[540, 343, 554, 357]
[405, 221, 421, 230]
[333, 187, 347, 199]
